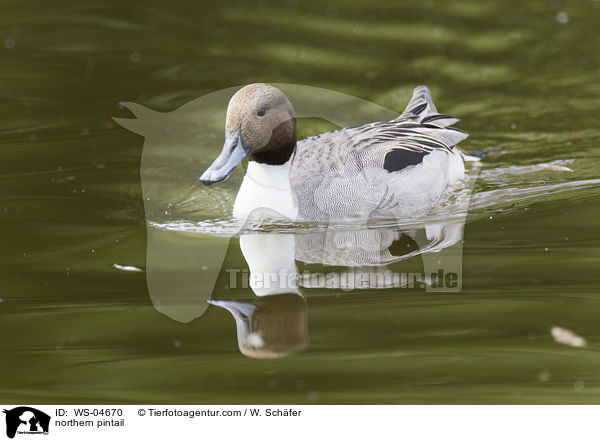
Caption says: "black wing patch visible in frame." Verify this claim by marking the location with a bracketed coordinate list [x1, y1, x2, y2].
[383, 149, 428, 172]
[388, 233, 420, 257]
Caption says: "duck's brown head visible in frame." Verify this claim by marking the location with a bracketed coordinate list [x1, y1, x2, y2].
[199, 83, 296, 185]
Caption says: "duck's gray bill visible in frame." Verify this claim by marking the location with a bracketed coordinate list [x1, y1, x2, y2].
[208, 299, 256, 322]
[199, 131, 247, 185]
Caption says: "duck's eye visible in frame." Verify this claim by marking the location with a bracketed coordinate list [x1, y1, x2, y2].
[257, 108, 266, 117]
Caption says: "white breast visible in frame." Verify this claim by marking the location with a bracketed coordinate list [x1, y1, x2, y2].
[232, 158, 299, 220]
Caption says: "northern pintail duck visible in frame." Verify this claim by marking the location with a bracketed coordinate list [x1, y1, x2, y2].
[200, 84, 470, 221]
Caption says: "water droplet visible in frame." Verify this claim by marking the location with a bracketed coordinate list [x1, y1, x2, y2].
[4, 36, 16, 49]
[433, 26, 445, 37]
[130, 51, 141, 62]
[556, 11, 569, 24]
[306, 390, 320, 402]
[365, 70, 377, 80]
[537, 370, 551, 382]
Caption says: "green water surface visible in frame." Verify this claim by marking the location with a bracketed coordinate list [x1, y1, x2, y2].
[1, 0, 600, 404]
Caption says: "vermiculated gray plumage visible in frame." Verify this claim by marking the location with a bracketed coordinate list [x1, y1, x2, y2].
[290, 86, 469, 221]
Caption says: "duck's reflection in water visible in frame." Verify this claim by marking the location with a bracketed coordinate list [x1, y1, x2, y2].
[209, 294, 308, 359]
[211, 219, 465, 358]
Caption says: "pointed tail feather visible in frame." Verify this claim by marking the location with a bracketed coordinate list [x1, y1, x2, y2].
[398, 85, 437, 119]
[397, 86, 460, 128]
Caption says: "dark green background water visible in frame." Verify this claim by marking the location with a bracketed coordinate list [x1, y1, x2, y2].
[1, 0, 600, 403]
